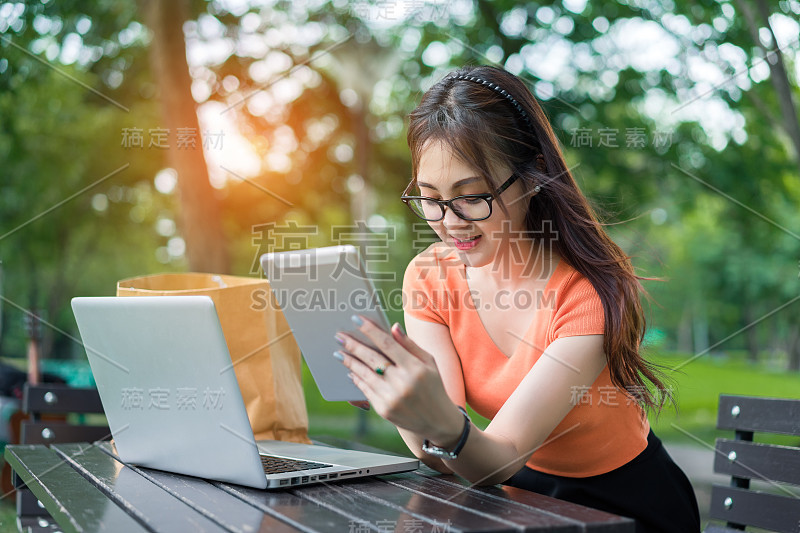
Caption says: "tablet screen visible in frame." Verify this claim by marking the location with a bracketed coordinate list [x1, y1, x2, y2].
[261, 245, 391, 401]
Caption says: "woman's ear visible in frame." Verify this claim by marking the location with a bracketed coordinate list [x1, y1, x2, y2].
[535, 153, 547, 173]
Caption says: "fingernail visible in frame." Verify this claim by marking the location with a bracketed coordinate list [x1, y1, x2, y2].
[357, 404, 370, 411]
[347, 372, 355, 381]
[333, 351, 345, 361]
[335, 333, 346, 346]
[394, 323, 406, 337]
[351, 314, 363, 326]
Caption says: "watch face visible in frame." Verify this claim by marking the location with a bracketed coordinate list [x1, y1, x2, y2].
[422, 440, 453, 459]
[422, 440, 457, 459]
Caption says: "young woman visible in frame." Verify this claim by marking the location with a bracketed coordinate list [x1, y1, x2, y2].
[333, 65, 700, 532]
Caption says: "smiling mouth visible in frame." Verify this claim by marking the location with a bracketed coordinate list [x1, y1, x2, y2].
[452, 234, 482, 250]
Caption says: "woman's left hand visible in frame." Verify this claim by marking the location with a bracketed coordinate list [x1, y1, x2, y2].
[335, 315, 463, 443]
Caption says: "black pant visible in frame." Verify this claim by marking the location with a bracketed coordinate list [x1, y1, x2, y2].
[502, 430, 701, 533]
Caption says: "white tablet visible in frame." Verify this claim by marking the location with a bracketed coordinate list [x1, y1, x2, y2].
[260, 245, 391, 401]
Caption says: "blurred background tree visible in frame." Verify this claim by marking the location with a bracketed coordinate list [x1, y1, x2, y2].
[0, 0, 169, 360]
[1, 0, 798, 373]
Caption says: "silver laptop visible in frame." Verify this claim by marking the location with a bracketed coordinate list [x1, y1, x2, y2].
[71, 296, 418, 489]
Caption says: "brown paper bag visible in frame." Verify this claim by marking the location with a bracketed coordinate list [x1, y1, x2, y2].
[117, 273, 310, 443]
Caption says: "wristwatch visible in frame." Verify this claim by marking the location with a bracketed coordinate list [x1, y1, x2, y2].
[422, 406, 471, 460]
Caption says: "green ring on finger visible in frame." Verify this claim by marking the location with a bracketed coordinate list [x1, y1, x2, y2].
[375, 365, 386, 376]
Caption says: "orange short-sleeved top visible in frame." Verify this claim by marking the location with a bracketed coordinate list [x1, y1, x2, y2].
[402, 243, 650, 478]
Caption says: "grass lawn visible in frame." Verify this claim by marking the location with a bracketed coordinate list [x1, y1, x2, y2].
[648, 351, 800, 446]
[0, 502, 13, 533]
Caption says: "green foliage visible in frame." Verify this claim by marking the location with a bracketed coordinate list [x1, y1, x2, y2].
[1, 0, 799, 374]
[0, 1, 177, 359]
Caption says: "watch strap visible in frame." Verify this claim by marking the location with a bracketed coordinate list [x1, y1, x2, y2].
[422, 406, 471, 460]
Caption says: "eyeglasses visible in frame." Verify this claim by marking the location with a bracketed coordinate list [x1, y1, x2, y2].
[400, 173, 519, 222]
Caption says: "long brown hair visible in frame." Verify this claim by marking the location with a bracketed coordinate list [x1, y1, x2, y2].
[407, 64, 670, 412]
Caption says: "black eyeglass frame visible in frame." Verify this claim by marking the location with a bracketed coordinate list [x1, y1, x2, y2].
[400, 172, 520, 222]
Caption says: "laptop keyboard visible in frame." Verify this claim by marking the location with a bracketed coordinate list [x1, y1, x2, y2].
[260, 454, 333, 474]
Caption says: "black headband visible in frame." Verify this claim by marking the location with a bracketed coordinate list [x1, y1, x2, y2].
[450, 73, 534, 134]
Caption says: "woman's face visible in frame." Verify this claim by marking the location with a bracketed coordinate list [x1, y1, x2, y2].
[415, 141, 530, 270]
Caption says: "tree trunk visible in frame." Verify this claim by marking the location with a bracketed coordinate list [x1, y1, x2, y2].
[692, 303, 710, 356]
[743, 304, 760, 363]
[677, 305, 693, 354]
[0, 260, 4, 355]
[140, 0, 230, 273]
[753, 0, 800, 164]
[787, 324, 800, 372]
[351, 103, 371, 439]
[735, 0, 800, 169]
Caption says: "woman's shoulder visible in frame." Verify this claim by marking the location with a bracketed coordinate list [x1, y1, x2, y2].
[548, 258, 603, 310]
[550, 258, 596, 293]
[546, 258, 606, 337]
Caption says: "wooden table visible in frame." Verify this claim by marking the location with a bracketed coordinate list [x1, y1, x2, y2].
[5, 441, 635, 532]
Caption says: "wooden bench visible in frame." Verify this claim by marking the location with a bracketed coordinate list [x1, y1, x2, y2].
[14, 382, 110, 531]
[705, 394, 800, 532]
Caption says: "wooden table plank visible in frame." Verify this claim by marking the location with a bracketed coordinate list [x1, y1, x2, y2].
[8, 441, 637, 533]
[216, 482, 373, 533]
[378, 473, 580, 532]
[51, 443, 230, 533]
[414, 473, 635, 532]
[95, 442, 295, 533]
[474, 486, 635, 533]
[5, 444, 149, 533]
[294, 478, 522, 533]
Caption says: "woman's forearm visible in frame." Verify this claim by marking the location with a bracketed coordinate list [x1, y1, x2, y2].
[444, 427, 529, 486]
[398, 412, 530, 485]
[419, 410, 531, 486]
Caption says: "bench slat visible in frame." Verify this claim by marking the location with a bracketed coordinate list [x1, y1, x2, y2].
[95, 442, 295, 533]
[703, 525, 743, 533]
[714, 438, 800, 486]
[717, 395, 800, 435]
[18, 514, 78, 532]
[709, 485, 800, 532]
[5, 444, 149, 533]
[21, 422, 111, 445]
[24, 384, 105, 414]
[52, 443, 229, 533]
